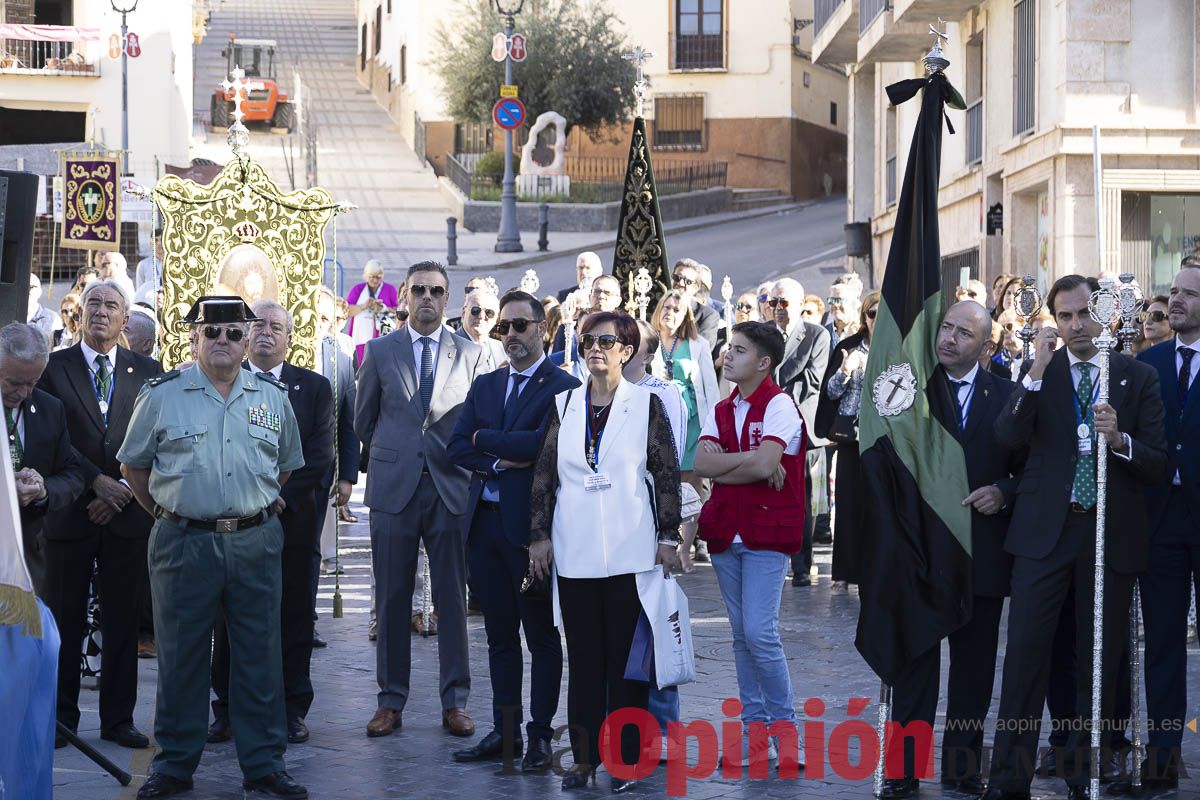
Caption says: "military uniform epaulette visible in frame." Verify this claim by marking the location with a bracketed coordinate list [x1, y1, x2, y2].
[147, 369, 180, 387]
[254, 371, 289, 391]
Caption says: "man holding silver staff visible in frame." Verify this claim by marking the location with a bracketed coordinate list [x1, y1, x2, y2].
[983, 275, 1168, 800]
[1111, 261, 1200, 792]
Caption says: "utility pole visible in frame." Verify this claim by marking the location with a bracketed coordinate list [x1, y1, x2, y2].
[493, 0, 525, 253]
[111, 0, 139, 157]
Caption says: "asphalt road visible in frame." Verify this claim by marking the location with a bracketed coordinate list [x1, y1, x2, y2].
[466, 195, 855, 301]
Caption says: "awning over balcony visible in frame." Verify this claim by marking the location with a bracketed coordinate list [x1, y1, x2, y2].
[0, 24, 101, 43]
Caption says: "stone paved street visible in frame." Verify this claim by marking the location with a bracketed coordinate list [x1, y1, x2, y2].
[51, 487, 1200, 799]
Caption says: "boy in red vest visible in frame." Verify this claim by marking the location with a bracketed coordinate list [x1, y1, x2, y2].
[695, 321, 807, 769]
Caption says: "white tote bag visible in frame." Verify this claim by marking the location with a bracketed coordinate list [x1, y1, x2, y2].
[634, 570, 697, 689]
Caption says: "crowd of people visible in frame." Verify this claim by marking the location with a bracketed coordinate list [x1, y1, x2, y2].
[7, 249, 1200, 800]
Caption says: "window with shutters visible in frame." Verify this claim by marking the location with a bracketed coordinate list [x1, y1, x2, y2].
[675, 0, 724, 70]
[1013, 0, 1036, 135]
[652, 94, 705, 151]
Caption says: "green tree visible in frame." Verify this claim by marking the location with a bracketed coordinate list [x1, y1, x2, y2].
[431, 0, 637, 139]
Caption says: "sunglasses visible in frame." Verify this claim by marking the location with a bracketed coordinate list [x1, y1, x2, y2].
[202, 325, 245, 342]
[578, 333, 623, 353]
[735, 302, 754, 312]
[673, 275, 696, 287]
[758, 293, 770, 303]
[468, 305, 496, 320]
[1145, 310, 1168, 323]
[492, 318, 537, 336]
[767, 298, 789, 308]
[826, 297, 844, 306]
[409, 284, 446, 298]
[866, 308, 878, 319]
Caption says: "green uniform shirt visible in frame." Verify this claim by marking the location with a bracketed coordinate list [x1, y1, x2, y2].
[118, 365, 304, 519]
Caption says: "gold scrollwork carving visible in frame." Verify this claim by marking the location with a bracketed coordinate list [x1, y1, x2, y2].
[153, 157, 335, 370]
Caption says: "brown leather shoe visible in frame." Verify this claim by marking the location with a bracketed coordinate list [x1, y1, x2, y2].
[137, 636, 156, 659]
[442, 708, 475, 737]
[366, 707, 402, 738]
[411, 612, 438, 636]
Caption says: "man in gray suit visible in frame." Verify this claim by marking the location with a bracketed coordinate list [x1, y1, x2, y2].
[771, 277, 831, 587]
[355, 261, 487, 739]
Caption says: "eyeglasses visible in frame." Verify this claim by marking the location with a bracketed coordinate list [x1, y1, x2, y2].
[409, 284, 446, 298]
[492, 318, 536, 336]
[202, 325, 245, 342]
[758, 293, 770, 303]
[767, 298, 789, 309]
[1145, 310, 1168, 323]
[578, 333, 623, 353]
[866, 308, 878, 320]
[468, 305, 496, 320]
[673, 275, 696, 287]
[826, 297, 845, 306]
[735, 303, 754, 312]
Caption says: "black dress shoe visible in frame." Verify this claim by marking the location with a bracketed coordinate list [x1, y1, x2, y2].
[792, 574, 812, 587]
[452, 729, 522, 762]
[611, 776, 638, 793]
[878, 777, 919, 798]
[980, 787, 1031, 800]
[1108, 758, 1179, 794]
[311, 630, 327, 649]
[942, 775, 986, 795]
[243, 771, 308, 798]
[137, 772, 194, 799]
[101, 722, 150, 748]
[1066, 785, 1090, 800]
[206, 716, 232, 744]
[521, 737, 552, 772]
[287, 718, 309, 744]
[55, 726, 76, 749]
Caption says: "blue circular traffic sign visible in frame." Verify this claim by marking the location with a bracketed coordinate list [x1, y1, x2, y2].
[492, 98, 527, 130]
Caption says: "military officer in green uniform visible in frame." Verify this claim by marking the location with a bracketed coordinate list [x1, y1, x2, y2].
[118, 297, 308, 800]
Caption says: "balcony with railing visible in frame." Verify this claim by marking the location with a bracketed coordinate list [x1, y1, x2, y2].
[673, 33, 724, 71]
[856, 0, 933, 64]
[966, 99, 983, 166]
[812, 0, 859, 65]
[0, 24, 101, 77]
[892, 0, 986, 26]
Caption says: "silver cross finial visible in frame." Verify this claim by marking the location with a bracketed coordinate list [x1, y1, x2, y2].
[220, 66, 254, 124]
[624, 47, 653, 118]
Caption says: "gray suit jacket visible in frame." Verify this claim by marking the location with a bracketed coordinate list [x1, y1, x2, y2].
[319, 337, 360, 483]
[776, 322, 832, 448]
[453, 326, 506, 373]
[354, 326, 486, 515]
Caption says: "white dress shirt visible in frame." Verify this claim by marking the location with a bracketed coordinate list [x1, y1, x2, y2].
[946, 363, 980, 428]
[482, 355, 545, 502]
[407, 324, 442, 378]
[80, 339, 118, 407]
[249, 362, 284, 380]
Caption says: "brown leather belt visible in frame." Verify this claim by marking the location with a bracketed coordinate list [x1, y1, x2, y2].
[156, 507, 271, 532]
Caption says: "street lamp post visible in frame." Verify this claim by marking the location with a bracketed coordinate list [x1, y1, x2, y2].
[111, 0, 139, 157]
[494, 0, 524, 253]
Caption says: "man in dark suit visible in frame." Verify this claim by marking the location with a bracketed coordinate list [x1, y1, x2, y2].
[209, 299, 334, 746]
[771, 276, 831, 586]
[37, 280, 162, 749]
[879, 301, 1024, 798]
[3, 323, 83, 596]
[447, 290, 580, 771]
[671, 259, 721, 352]
[1112, 263, 1200, 791]
[983, 275, 1168, 800]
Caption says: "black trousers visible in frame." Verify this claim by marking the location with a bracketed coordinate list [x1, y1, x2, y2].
[557, 573, 649, 770]
[1141, 487, 1200, 770]
[789, 448, 820, 578]
[989, 510, 1134, 791]
[43, 529, 147, 732]
[213, 506, 318, 722]
[467, 505, 561, 742]
[889, 595, 1004, 780]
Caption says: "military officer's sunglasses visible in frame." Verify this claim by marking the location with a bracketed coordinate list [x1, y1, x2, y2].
[202, 325, 245, 342]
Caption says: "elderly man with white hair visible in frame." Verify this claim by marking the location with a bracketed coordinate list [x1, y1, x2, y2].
[96, 251, 136, 302]
[455, 290, 506, 372]
[769, 277, 831, 587]
[26, 274, 60, 341]
[556, 251, 603, 303]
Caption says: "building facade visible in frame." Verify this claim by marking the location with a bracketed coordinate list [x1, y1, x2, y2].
[356, 0, 849, 200]
[816, 0, 1200, 297]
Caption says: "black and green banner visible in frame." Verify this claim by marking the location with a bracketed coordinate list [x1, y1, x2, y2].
[611, 117, 670, 313]
[854, 71, 971, 686]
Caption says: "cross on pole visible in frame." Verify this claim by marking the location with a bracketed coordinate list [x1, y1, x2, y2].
[886, 375, 907, 404]
[624, 47, 653, 118]
[220, 65, 261, 124]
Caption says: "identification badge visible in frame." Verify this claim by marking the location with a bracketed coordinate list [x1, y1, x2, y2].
[249, 407, 282, 432]
[1078, 435, 1093, 455]
[98, 399, 109, 415]
[1076, 423, 1090, 439]
[584, 472, 612, 492]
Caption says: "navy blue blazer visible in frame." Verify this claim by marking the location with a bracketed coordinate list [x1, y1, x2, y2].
[447, 357, 581, 547]
[1139, 339, 1200, 531]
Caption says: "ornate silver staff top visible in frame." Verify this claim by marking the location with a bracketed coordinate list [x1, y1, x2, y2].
[924, 19, 950, 75]
[1088, 276, 1121, 345]
[220, 65, 262, 156]
[519, 268, 540, 295]
[633, 267, 653, 321]
[1114, 273, 1144, 350]
[1014, 275, 1043, 362]
[624, 47, 653, 119]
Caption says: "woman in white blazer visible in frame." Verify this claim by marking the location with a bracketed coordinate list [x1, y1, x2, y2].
[528, 311, 681, 793]
[651, 290, 720, 572]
